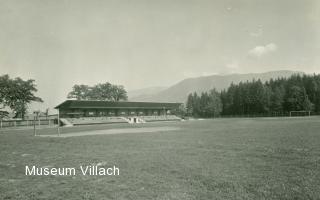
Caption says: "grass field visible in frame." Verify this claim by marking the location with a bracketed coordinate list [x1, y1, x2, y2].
[1, 117, 320, 200]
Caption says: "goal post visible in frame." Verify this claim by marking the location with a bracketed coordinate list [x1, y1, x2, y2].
[289, 110, 311, 117]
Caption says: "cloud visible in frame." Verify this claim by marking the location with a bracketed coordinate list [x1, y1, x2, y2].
[248, 43, 278, 57]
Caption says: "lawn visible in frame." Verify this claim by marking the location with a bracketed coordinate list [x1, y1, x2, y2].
[1, 117, 320, 200]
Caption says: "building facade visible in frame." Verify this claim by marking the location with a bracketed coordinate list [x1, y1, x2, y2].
[55, 100, 182, 118]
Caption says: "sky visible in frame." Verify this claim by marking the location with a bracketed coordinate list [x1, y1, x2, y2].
[0, 0, 319, 113]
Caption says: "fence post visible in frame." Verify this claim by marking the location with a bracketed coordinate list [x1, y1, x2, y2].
[33, 116, 36, 136]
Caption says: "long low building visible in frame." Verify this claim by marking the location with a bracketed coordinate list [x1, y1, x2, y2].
[55, 100, 182, 118]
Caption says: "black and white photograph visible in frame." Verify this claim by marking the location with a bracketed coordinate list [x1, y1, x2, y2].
[0, 0, 320, 199]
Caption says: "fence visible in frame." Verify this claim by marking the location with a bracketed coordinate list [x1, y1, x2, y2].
[219, 112, 319, 118]
[0, 119, 57, 129]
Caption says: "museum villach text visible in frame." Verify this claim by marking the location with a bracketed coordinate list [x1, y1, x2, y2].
[25, 165, 120, 176]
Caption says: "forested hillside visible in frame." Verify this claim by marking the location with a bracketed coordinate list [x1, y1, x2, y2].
[186, 74, 320, 117]
[130, 70, 299, 102]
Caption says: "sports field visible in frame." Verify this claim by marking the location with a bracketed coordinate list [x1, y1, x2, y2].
[1, 117, 320, 199]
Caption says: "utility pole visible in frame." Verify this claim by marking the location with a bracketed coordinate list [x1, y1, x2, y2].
[33, 110, 40, 136]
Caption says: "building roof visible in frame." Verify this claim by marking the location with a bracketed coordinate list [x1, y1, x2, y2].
[55, 100, 182, 109]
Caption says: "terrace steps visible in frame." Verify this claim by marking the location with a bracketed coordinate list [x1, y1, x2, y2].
[59, 115, 181, 126]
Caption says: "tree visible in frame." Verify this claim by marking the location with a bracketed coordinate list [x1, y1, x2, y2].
[192, 92, 201, 117]
[206, 89, 222, 117]
[284, 86, 312, 112]
[315, 89, 320, 113]
[0, 75, 43, 119]
[262, 85, 273, 113]
[186, 89, 222, 118]
[67, 82, 128, 101]
[270, 86, 285, 112]
[67, 84, 91, 100]
[0, 75, 10, 109]
[188, 73, 320, 117]
[9, 78, 43, 118]
[89, 83, 111, 100]
[186, 93, 194, 116]
[110, 85, 128, 101]
[302, 98, 314, 111]
[199, 92, 210, 117]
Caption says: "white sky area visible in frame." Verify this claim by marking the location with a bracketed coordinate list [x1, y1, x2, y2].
[0, 0, 319, 113]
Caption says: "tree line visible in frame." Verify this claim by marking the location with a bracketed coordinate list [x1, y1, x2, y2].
[0, 74, 128, 119]
[1, 73, 319, 119]
[186, 89, 222, 117]
[186, 74, 320, 117]
[67, 83, 128, 101]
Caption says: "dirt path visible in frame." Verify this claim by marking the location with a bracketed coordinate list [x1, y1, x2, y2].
[38, 126, 180, 138]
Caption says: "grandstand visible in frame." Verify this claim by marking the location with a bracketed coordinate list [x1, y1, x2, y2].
[55, 100, 182, 126]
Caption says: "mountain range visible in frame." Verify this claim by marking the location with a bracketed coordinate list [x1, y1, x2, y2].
[128, 70, 302, 103]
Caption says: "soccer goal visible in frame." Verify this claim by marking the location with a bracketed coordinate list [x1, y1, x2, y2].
[289, 110, 311, 117]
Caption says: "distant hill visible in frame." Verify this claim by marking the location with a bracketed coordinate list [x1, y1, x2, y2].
[127, 86, 167, 101]
[129, 70, 302, 103]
